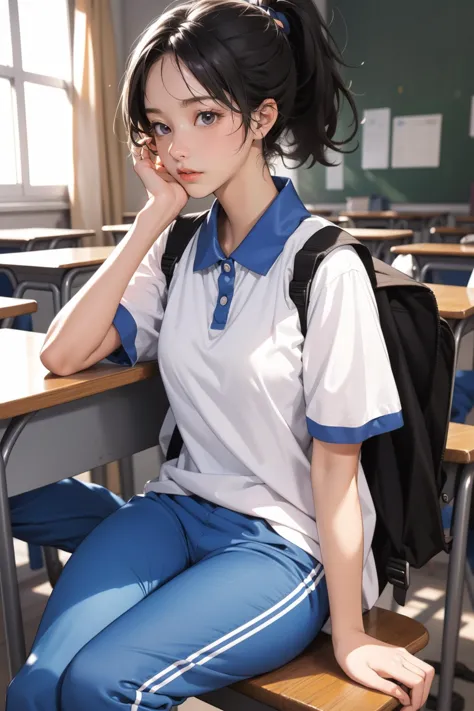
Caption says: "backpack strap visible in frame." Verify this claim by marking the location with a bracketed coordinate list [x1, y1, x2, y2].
[161, 210, 209, 290]
[289, 225, 375, 336]
[162, 210, 208, 461]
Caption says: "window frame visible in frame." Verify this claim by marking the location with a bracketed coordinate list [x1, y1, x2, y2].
[0, 0, 73, 202]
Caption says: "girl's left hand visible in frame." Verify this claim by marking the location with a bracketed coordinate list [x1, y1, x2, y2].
[333, 630, 435, 710]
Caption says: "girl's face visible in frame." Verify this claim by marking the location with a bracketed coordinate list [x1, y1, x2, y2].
[144, 54, 257, 198]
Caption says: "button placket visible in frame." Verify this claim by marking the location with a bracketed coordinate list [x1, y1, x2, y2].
[210, 259, 236, 330]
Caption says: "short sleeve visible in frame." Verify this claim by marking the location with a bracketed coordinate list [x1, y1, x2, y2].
[303, 246, 403, 444]
[107, 225, 171, 367]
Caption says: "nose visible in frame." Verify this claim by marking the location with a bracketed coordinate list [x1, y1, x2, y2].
[168, 132, 189, 162]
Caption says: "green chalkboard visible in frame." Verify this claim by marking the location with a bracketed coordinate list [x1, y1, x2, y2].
[298, 0, 474, 205]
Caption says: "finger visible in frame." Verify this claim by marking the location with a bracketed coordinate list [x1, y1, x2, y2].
[392, 665, 424, 710]
[137, 135, 153, 147]
[131, 144, 141, 165]
[374, 661, 424, 709]
[401, 653, 435, 707]
[361, 668, 411, 706]
[417, 662, 435, 708]
[399, 664, 425, 710]
[153, 155, 168, 173]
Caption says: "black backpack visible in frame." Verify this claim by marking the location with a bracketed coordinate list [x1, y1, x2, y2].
[160, 211, 456, 604]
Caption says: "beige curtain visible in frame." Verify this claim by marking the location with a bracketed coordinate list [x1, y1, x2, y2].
[69, 0, 124, 245]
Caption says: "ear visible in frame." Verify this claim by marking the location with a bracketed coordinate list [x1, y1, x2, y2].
[250, 99, 278, 139]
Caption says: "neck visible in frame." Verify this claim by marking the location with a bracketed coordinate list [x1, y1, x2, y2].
[214, 147, 279, 256]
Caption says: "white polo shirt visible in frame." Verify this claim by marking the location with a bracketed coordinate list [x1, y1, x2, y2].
[110, 177, 403, 613]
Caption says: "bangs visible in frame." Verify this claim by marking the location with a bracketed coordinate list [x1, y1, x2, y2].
[125, 6, 258, 150]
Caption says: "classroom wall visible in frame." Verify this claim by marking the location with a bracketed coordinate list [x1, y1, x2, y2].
[298, 0, 474, 208]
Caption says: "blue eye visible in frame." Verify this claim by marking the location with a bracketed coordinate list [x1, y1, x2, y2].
[152, 123, 171, 137]
[196, 111, 219, 126]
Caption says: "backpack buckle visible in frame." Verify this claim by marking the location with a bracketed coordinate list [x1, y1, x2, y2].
[386, 557, 410, 605]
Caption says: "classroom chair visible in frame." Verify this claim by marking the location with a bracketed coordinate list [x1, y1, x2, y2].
[196, 607, 428, 711]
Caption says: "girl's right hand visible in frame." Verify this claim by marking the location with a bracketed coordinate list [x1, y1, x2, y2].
[132, 137, 188, 218]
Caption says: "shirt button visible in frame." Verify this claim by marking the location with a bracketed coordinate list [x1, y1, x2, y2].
[223, 262, 231, 273]
[220, 295, 228, 306]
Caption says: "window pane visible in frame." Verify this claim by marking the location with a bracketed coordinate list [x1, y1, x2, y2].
[18, 0, 71, 80]
[24, 83, 72, 186]
[0, 79, 20, 185]
[0, 0, 13, 66]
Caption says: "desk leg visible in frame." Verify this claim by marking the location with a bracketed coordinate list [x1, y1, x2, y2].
[437, 462, 474, 711]
[374, 241, 384, 260]
[12, 281, 61, 315]
[0, 453, 25, 677]
[90, 464, 108, 486]
[118, 457, 135, 501]
[0, 416, 36, 678]
[452, 319, 472, 372]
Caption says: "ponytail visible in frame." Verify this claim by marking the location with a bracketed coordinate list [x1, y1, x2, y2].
[265, 0, 358, 167]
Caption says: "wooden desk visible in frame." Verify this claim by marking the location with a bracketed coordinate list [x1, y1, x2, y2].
[455, 216, 474, 228]
[331, 215, 352, 226]
[346, 227, 413, 261]
[0, 297, 37, 326]
[428, 284, 474, 367]
[341, 211, 448, 240]
[304, 206, 335, 218]
[430, 226, 471, 243]
[122, 211, 138, 224]
[342, 210, 447, 221]
[341, 210, 397, 221]
[0, 228, 95, 252]
[0, 329, 166, 676]
[0, 247, 114, 314]
[391, 242, 474, 282]
[102, 224, 130, 245]
[429, 283, 474, 319]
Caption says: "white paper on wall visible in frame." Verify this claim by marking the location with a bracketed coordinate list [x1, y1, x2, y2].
[391, 114, 443, 168]
[325, 149, 344, 190]
[361, 108, 391, 170]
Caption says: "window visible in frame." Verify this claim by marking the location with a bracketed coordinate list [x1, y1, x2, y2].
[0, 0, 72, 201]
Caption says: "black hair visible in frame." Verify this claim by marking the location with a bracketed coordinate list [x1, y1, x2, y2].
[122, 0, 358, 169]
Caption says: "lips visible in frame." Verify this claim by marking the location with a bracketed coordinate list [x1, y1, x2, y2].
[177, 169, 203, 183]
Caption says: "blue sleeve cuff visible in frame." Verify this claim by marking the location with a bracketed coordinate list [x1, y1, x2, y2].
[307, 410, 404, 444]
[106, 303, 138, 367]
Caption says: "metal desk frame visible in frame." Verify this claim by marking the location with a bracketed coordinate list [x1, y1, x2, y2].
[0, 374, 166, 677]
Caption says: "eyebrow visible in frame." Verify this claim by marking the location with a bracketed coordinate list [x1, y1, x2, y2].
[145, 96, 215, 115]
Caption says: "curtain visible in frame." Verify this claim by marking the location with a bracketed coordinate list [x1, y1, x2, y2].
[69, 0, 124, 245]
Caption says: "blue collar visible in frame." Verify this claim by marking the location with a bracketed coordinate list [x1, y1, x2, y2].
[193, 177, 310, 276]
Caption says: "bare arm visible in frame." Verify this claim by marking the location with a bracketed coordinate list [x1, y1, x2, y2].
[41, 137, 189, 376]
[310, 439, 364, 640]
[40, 207, 176, 376]
[311, 439, 434, 709]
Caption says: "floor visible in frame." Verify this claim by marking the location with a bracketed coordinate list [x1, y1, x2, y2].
[0, 541, 472, 710]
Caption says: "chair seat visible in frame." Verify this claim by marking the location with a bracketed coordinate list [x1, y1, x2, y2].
[231, 607, 428, 711]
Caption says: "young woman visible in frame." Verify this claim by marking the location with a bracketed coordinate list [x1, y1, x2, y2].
[7, 1, 434, 709]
